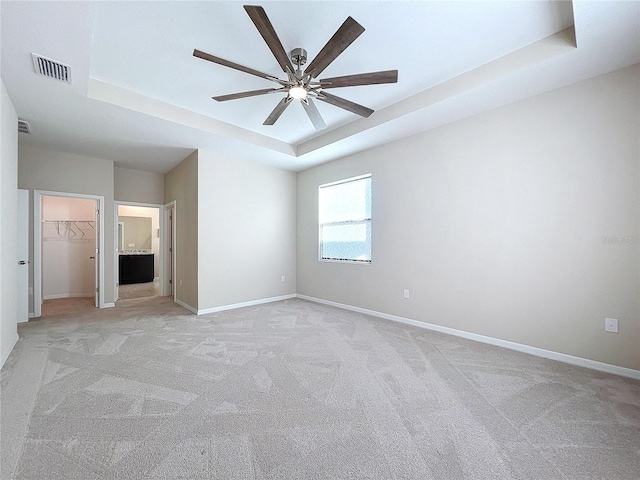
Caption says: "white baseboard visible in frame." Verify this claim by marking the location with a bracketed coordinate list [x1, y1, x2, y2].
[197, 294, 296, 315]
[43, 293, 93, 300]
[102, 303, 115, 308]
[1, 333, 19, 369]
[175, 298, 198, 314]
[296, 294, 640, 381]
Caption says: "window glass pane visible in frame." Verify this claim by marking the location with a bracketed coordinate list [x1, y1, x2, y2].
[319, 177, 371, 223]
[321, 221, 371, 261]
[319, 175, 371, 263]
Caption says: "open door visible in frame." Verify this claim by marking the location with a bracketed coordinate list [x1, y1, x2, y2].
[94, 203, 100, 307]
[164, 202, 176, 298]
[17, 189, 29, 323]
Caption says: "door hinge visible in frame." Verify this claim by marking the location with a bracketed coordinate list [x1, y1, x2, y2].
[96, 287, 99, 293]
[169, 279, 172, 284]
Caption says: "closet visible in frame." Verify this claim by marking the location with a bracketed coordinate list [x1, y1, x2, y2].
[42, 196, 96, 300]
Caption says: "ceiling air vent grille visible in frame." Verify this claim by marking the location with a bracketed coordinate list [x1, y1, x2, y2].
[18, 120, 31, 134]
[31, 53, 72, 84]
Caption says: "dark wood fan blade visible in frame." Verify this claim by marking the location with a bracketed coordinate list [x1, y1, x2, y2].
[213, 88, 282, 102]
[193, 49, 278, 82]
[244, 5, 294, 73]
[301, 98, 327, 130]
[304, 17, 365, 78]
[264, 97, 292, 125]
[320, 70, 398, 89]
[316, 92, 374, 118]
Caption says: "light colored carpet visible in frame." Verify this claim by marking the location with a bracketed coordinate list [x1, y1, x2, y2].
[1, 297, 639, 479]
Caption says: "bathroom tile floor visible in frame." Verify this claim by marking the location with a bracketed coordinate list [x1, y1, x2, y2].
[118, 280, 159, 300]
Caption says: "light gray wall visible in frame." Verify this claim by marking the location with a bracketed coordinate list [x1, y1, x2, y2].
[18, 145, 116, 308]
[0, 79, 18, 368]
[197, 150, 296, 310]
[114, 166, 164, 205]
[297, 65, 640, 371]
[164, 151, 198, 310]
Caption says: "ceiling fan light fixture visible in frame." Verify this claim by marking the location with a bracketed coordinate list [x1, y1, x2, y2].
[289, 86, 307, 100]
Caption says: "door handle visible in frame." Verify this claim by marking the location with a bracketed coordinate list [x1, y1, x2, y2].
[18, 260, 27, 265]
[89, 256, 96, 260]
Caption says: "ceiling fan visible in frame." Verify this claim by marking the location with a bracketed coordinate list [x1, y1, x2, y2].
[193, 5, 398, 131]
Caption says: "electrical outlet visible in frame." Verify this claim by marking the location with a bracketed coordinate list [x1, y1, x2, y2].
[403, 289, 410, 299]
[281, 275, 286, 282]
[605, 318, 618, 333]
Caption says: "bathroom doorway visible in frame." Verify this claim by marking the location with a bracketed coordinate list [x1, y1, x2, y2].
[115, 203, 161, 301]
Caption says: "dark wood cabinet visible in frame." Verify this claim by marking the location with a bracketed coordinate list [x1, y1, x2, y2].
[119, 254, 154, 285]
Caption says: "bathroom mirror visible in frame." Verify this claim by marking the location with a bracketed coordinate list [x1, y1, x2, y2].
[119, 216, 152, 250]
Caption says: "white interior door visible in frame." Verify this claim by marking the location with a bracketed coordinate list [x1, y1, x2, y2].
[94, 203, 100, 307]
[163, 203, 175, 297]
[17, 189, 29, 323]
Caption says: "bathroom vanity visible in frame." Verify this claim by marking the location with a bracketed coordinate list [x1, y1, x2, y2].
[119, 253, 154, 285]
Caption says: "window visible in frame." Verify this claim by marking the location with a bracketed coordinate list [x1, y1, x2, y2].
[319, 174, 371, 263]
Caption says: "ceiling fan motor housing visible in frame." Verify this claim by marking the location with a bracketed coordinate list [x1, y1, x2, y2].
[290, 48, 307, 67]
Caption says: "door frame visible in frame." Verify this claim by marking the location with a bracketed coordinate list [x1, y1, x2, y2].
[114, 201, 166, 298]
[164, 201, 176, 301]
[34, 190, 106, 317]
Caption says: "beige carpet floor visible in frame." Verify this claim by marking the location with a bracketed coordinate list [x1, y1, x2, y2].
[1, 297, 639, 479]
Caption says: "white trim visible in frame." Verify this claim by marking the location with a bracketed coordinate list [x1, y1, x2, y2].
[197, 294, 296, 315]
[175, 298, 197, 314]
[117, 221, 125, 250]
[103, 302, 115, 308]
[1, 333, 19, 369]
[34, 190, 106, 317]
[319, 173, 371, 189]
[296, 294, 640, 381]
[43, 293, 93, 300]
[27, 313, 35, 320]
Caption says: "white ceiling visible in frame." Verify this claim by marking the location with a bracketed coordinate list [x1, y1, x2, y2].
[1, 1, 638, 173]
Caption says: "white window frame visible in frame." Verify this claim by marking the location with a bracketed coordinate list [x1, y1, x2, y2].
[318, 174, 372, 264]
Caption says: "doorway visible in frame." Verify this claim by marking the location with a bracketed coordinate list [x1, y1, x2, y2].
[33, 191, 105, 318]
[115, 203, 163, 301]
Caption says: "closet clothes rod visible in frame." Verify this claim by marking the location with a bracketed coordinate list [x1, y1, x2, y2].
[42, 220, 95, 222]
[42, 220, 95, 228]
[42, 220, 96, 240]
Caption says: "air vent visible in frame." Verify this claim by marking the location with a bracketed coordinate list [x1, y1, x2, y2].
[31, 53, 72, 84]
[18, 120, 31, 134]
